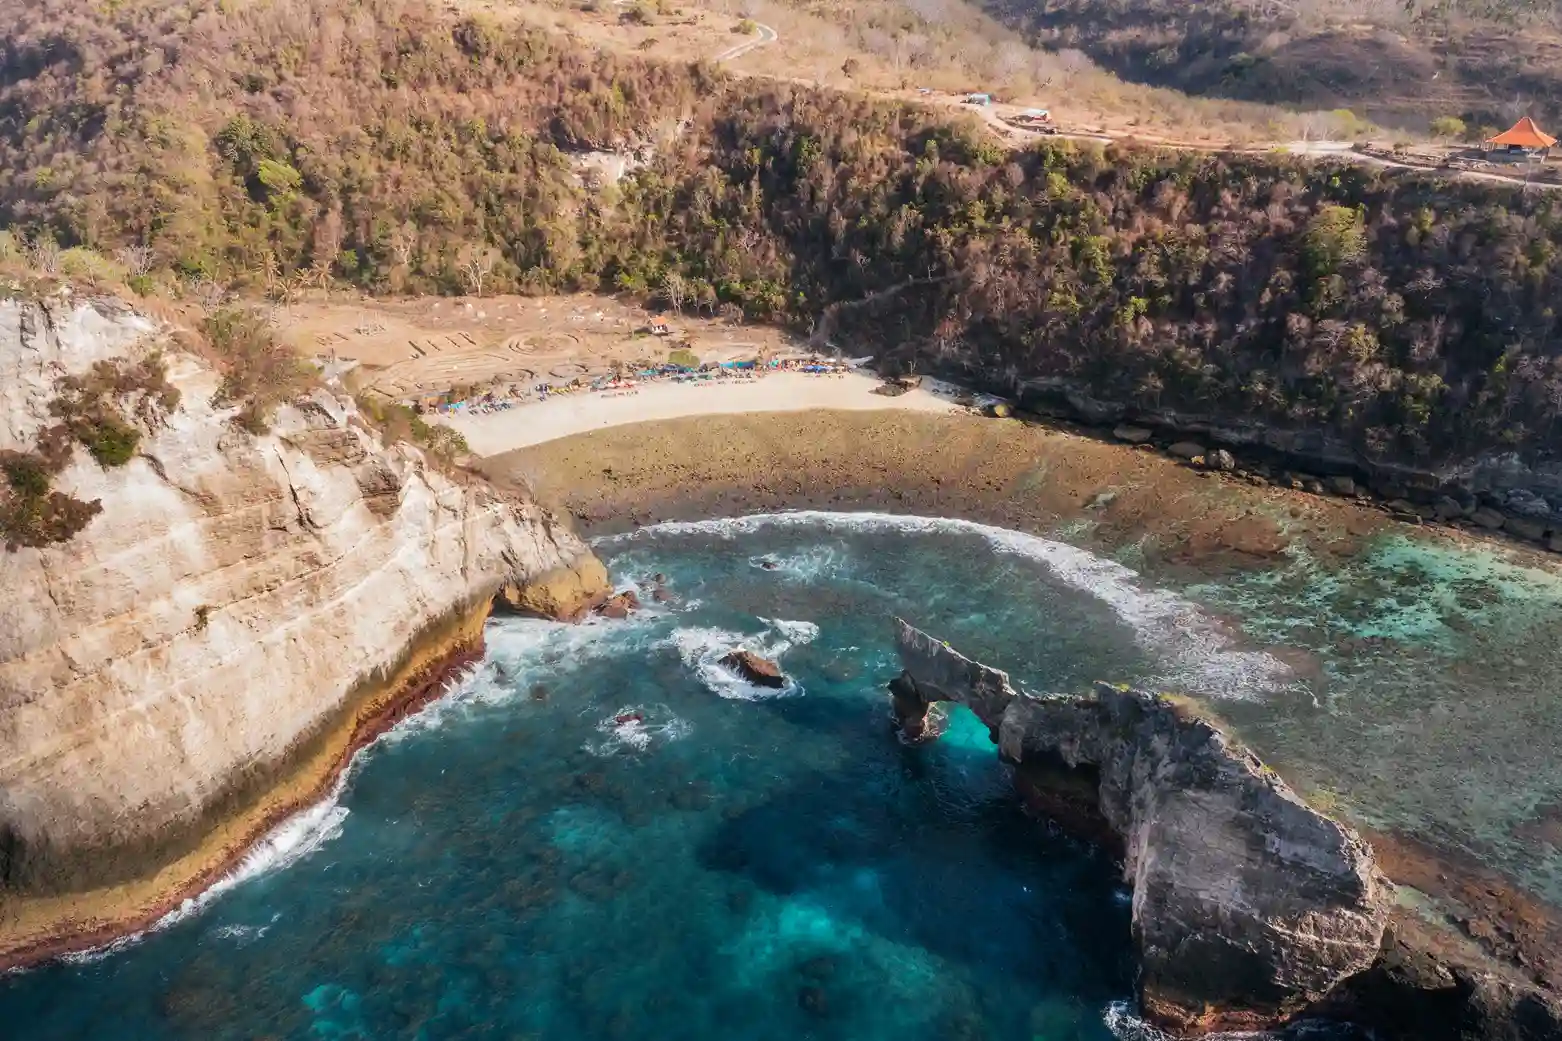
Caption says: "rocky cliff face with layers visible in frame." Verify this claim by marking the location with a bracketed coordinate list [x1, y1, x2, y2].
[0, 295, 608, 968]
[889, 619, 1390, 1033]
[889, 618, 1562, 1039]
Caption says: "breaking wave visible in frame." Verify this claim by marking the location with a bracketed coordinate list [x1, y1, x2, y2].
[599, 511, 1296, 699]
[584, 703, 693, 757]
[668, 616, 818, 700]
[47, 613, 660, 968]
[59, 779, 351, 966]
[1103, 1001, 1356, 1041]
[747, 543, 850, 581]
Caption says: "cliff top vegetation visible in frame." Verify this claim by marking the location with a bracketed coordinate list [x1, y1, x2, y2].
[2, 0, 1561, 478]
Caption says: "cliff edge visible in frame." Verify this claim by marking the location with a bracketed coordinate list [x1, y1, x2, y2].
[889, 618, 1562, 1038]
[890, 618, 1389, 1033]
[0, 295, 608, 967]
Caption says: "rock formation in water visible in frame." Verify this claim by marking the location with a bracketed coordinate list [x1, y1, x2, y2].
[721, 649, 786, 688]
[0, 295, 608, 968]
[888, 618, 1390, 1034]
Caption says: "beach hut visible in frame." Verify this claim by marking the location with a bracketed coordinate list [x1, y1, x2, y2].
[1483, 117, 1556, 161]
[648, 316, 670, 336]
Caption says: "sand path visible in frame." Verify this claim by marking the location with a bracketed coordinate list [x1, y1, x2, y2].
[441, 371, 960, 455]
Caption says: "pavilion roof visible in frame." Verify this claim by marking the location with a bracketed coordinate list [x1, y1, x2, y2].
[1487, 117, 1557, 149]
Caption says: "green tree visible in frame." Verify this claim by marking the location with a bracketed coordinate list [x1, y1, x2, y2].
[1303, 205, 1368, 279]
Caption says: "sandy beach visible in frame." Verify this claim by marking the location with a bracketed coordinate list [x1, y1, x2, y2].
[440, 371, 961, 455]
[490, 410, 1386, 571]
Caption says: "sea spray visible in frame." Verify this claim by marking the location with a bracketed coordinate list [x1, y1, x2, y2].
[668, 616, 818, 700]
[598, 512, 1297, 699]
[584, 704, 693, 757]
[58, 773, 353, 967]
[1102, 1002, 1360, 1041]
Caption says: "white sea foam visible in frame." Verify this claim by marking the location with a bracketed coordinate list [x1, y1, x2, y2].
[583, 703, 693, 757]
[668, 623, 809, 700]
[748, 544, 849, 581]
[1103, 1001, 1340, 1041]
[57, 777, 352, 966]
[381, 613, 659, 742]
[599, 512, 1296, 699]
[761, 618, 820, 644]
[211, 919, 276, 945]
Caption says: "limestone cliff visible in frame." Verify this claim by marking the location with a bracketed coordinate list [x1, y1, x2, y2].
[889, 618, 1390, 1034]
[0, 295, 607, 966]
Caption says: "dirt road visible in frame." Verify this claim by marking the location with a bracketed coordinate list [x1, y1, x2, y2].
[963, 96, 1561, 189]
[713, 19, 776, 63]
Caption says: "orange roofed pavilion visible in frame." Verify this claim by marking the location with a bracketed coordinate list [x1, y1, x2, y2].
[1485, 117, 1557, 151]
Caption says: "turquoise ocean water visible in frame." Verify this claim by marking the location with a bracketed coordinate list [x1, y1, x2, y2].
[4, 512, 1559, 1040]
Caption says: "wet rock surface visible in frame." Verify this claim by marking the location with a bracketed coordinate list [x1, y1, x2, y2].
[720, 650, 786, 688]
[594, 589, 640, 620]
[496, 555, 612, 621]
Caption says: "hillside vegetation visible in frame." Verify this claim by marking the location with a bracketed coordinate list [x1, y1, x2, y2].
[976, 0, 1562, 132]
[3, 0, 1562, 473]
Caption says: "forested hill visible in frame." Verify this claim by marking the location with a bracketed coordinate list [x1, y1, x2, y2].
[5, 0, 1562, 473]
[976, 0, 1562, 132]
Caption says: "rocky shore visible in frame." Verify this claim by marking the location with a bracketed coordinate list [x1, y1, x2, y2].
[495, 409, 1392, 574]
[888, 620, 1559, 1040]
[1007, 378, 1562, 558]
[503, 408, 1562, 1038]
[0, 297, 610, 970]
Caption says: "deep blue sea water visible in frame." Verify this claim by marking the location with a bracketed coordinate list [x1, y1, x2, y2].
[4, 511, 1561, 1040]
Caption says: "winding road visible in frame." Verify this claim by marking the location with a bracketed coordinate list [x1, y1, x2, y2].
[610, 1, 775, 64]
[606, 4, 1553, 191]
[713, 19, 777, 63]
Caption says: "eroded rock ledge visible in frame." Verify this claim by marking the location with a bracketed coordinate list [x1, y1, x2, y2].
[889, 618, 1390, 1034]
[889, 619, 1562, 1039]
[0, 297, 609, 968]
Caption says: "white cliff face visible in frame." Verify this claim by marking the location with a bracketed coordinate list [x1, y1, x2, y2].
[0, 296, 595, 896]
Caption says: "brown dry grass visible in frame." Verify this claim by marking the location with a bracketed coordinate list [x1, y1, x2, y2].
[449, 0, 1381, 144]
[271, 291, 801, 403]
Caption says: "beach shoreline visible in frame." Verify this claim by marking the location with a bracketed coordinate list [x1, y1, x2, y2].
[440, 370, 964, 456]
[494, 407, 1562, 1003]
[489, 408, 1388, 571]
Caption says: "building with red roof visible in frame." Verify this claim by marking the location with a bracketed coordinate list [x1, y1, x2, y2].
[1484, 117, 1557, 158]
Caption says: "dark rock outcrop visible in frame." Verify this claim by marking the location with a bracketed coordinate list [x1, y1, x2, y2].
[721, 649, 785, 688]
[594, 590, 640, 619]
[890, 619, 1389, 1034]
[888, 618, 1562, 1038]
[1009, 378, 1562, 540]
[1206, 448, 1238, 472]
